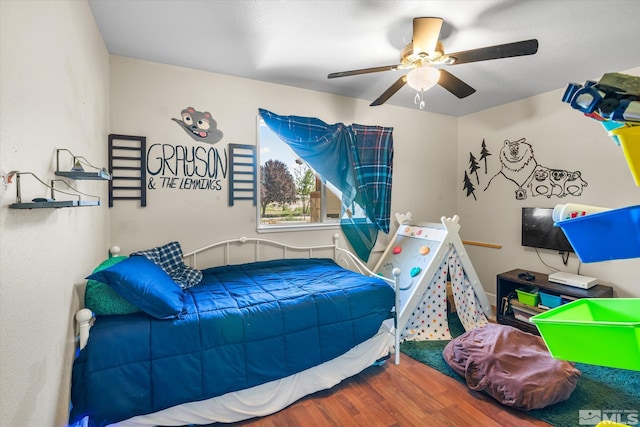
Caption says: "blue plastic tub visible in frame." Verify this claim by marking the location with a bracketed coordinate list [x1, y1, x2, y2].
[539, 291, 563, 308]
[555, 205, 640, 263]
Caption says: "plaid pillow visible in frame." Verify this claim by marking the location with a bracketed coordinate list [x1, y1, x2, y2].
[171, 264, 203, 290]
[132, 242, 202, 289]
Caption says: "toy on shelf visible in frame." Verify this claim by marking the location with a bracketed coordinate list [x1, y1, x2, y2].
[562, 72, 640, 185]
[562, 72, 640, 125]
[610, 125, 640, 185]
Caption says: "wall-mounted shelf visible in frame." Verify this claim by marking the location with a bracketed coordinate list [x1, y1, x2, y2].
[55, 149, 111, 181]
[7, 172, 101, 210]
[55, 169, 111, 180]
[10, 200, 100, 209]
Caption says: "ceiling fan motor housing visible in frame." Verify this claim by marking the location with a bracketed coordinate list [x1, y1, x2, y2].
[401, 41, 450, 67]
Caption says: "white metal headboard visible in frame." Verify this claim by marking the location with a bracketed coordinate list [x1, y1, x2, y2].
[182, 234, 338, 268]
[181, 233, 392, 284]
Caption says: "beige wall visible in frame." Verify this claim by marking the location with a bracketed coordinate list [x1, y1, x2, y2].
[0, 1, 109, 426]
[110, 56, 640, 303]
[1, 1, 638, 425]
[108, 56, 458, 258]
[457, 66, 640, 299]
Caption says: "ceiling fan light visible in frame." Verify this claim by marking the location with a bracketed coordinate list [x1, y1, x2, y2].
[406, 66, 441, 92]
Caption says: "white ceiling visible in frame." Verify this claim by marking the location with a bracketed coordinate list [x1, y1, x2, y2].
[88, 0, 640, 117]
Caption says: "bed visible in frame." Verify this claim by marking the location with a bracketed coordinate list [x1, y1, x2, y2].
[69, 235, 399, 427]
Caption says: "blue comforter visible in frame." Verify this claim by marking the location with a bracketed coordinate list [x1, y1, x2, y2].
[70, 258, 394, 426]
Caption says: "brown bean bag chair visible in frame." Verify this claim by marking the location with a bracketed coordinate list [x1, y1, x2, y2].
[443, 323, 581, 410]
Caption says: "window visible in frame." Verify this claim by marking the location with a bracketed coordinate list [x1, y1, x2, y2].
[257, 119, 341, 231]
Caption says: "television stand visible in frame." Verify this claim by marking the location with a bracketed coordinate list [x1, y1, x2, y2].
[496, 269, 613, 335]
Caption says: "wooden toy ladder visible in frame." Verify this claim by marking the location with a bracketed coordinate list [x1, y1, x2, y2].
[108, 134, 147, 207]
[228, 143, 257, 206]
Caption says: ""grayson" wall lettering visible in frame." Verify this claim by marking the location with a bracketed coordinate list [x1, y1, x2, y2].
[146, 143, 228, 191]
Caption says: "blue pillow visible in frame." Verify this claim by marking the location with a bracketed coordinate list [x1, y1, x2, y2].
[86, 256, 185, 319]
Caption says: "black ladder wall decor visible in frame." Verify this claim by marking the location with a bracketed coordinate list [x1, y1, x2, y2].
[228, 143, 257, 206]
[108, 134, 147, 207]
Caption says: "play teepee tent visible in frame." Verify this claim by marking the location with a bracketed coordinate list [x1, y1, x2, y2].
[373, 215, 491, 350]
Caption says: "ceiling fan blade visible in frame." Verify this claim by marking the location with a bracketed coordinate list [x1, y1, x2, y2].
[328, 64, 402, 79]
[448, 39, 539, 65]
[438, 69, 476, 99]
[412, 17, 443, 57]
[370, 75, 407, 106]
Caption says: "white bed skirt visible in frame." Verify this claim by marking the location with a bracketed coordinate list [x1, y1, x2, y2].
[98, 322, 393, 427]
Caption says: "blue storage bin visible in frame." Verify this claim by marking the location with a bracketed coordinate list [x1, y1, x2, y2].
[555, 205, 640, 263]
[539, 291, 563, 308]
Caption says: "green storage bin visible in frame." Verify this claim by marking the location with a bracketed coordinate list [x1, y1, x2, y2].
[531, 298, 640, 371]
[515, 287, 540, 307]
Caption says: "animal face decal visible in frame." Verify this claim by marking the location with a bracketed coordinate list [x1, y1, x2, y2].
[172, 107, 223, 144]
[529, 168, 587, 198]
[505, 138, 533, 165]
[464, 137, 588, 200]
[488, 138, 537, 189]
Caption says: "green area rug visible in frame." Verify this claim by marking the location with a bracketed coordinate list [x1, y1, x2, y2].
[401, 314, 640, 427]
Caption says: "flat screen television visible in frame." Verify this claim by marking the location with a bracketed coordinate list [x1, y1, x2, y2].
[521, 207, 574, 252]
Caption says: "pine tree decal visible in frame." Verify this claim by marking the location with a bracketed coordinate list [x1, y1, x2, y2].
[479, 139, 492, 173]
[469, 152, 480, 184]
[462, 171, 477, 201]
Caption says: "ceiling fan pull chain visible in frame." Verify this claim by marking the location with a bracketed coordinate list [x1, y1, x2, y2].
[414, 91, 426, 110]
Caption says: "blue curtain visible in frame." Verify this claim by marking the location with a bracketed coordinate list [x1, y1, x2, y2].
[259, 109, 393, 261]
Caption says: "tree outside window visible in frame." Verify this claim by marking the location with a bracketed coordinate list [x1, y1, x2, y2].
[258, 120, 341, 230]
[293, 160, 315, 220]
[260, 159, 297, 217]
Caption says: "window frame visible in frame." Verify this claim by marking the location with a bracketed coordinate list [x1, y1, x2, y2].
[256, 117, 341, 233]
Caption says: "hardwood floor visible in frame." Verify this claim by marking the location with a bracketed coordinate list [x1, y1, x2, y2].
[216, 353, 551, 427]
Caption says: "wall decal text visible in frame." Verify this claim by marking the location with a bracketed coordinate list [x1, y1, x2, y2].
[146, 143, 227, 191]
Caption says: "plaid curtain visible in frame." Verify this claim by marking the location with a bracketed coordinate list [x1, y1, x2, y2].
[259, 109, 393, 261]
[350, 124, 393, 234]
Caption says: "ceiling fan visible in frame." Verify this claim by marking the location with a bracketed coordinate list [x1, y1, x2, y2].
[327, 17, 539, 107]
